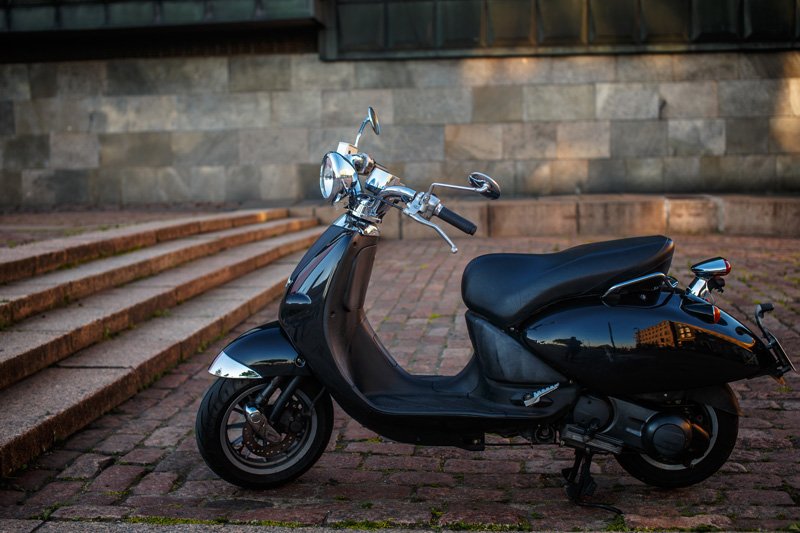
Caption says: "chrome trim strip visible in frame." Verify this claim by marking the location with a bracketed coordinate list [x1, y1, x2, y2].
[601, 272, 670, 299]
[208, 351, 263, 379]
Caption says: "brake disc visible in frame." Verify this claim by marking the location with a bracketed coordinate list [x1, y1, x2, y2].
[242, 423, 297, 458]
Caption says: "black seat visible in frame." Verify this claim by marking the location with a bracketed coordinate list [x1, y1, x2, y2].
[461, 235, 674, 326]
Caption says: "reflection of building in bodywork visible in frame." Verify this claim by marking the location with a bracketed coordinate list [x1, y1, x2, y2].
[635, 321, 695, 348]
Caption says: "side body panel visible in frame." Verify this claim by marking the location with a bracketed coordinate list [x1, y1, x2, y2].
[523, 292, 774, 395]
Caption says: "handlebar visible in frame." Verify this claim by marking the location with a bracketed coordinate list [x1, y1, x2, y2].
[435, 206, 477, 235]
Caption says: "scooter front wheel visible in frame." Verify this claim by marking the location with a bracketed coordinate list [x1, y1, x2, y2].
[195, 377, 333, 489]
[614, 403, 738, 489]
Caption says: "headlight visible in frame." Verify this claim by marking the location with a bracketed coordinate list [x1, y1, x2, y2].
[320, 152, 356, 205]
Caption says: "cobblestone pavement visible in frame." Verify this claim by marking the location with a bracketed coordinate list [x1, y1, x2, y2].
[1, 234, 798, 532]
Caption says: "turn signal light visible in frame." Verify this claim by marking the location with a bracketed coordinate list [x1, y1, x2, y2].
[713, 306, 721, 324]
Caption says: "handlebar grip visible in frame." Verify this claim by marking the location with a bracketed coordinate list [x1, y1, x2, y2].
[436, 207, 477, 235]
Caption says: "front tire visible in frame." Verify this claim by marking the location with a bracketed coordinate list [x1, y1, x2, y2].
[196, 377, 333, 489]
[615, 404, 738, 488]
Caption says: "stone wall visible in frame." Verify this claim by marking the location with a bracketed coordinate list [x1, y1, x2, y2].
[1, 51, 799, 207]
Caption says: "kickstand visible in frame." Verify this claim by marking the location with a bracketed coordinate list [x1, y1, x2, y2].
[561, 450, 623, 515]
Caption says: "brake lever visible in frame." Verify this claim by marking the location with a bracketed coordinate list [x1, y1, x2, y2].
[406, 212, 458, 254]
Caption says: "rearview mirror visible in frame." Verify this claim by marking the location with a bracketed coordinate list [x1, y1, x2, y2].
[468, 172, 501, 200]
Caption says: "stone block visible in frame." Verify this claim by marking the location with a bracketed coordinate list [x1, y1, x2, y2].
[769, 117, 800, 153]
[354, 61, 415, 89]
[0, 171, 22, 206]
[701, 155, 776, 192]
[21, 170, 55, 205]
[2, 135, 49, 171]
[229, 56, 290, 92]
[50, 133, 99, 169]
[291, 53, 354, 90]
[99, 133, 172, 167]
[405, 58, 491, 88]
[296, 162, 323, 199]
[719, 80, 793, 117]
[126, 96, 178, 132]
[659, 82, 717, 118]
[88, 168, 121, 204]
[726, 118, 769, 154]
[673, 53, 738, 81]
[363, 125, 445, 163]
[579, 196, 667, 235]
[272, 90, 321, 127]
[739, 51, 800, 79]
[586, 158, 626, 193]
[322, 89, 393, 127]
[240, 128, 308, 165]
[29, 63, 57, 98]
[776, 155, 800, 191]
[663, 157, 701, 192]
[0, 101, 13, 136]
[480, 56, 552, 85]
[472, 86, 523, 123]
[53, 170, 89, 204]
[172, 131, 238, 167]
[551, 159, 588, 194]
[610, 121, 667, 158]
[503, 123, 557, 159]
[596, 83, 660, 120]
[224, 166, 262, 202]
[154, 168, 191, 202]
[106, 58, 227, 96]
[14, 98, 97, 135]
[523, 84, 594, 121]
[557, 121, 610, 159]
[394, 88, 471, 125]
[86, 97, 127, 134]
[189, 167, 226, 202]
[120, 168, 158, 203]
[514, 160, 550, 195]
[617, 55, 673, 82]
[668, 119, 725, 156]
[441, 161, 515, 191]
[445, 124, 503, 160]
[625, 158, 663, 192]
[57, 61, 106, 97]
[551, 55, 615, 84]
[721, 196, 800, 237]
[260, 164, 301, 201]
[0, 64, 30, 100]
[667, 197, 720, 234]
[401, 161, 442, 193]
[306, 126, 357, 164]
[489, 198, 578, 236]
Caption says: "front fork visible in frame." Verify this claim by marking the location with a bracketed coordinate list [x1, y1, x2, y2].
[245, 376, 303, 441]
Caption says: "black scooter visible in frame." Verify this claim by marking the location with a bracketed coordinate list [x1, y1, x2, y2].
[196, 108, 795, 509]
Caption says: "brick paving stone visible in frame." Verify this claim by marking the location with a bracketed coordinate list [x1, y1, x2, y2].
[77, 492, 119, 506]
[9, 470, 53, 491]
[142, 427, 189, 448]
[57, 453, 113, 480]
[25, 481, 83, 506]
[230, 506, 330, 525]
[120, 448, 166, 465]
[32, 450, 80, 471]
[50, 504, 132, 520]
[0, 519, 42, 532]
[444, 458, 521, 474]
[131, 472, 179, 495]
[88, 465, 145, 493]
[92, 433, 145, 455]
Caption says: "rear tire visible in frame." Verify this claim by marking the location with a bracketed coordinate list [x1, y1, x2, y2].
[614, 404, 738, 488]
[196, 377, 333, 489]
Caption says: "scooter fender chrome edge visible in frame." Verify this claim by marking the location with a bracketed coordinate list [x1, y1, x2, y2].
[207, 320, 311, 379]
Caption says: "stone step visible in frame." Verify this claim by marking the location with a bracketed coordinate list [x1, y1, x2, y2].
[0, 208, 288, 285]
[0, 226, 324, 391]
[0, 254, 304, 477]
[0, 216, 317, 328]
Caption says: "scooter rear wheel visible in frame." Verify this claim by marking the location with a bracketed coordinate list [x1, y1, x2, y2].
[195, 377, 333, 489]
[614, 404, 738, 489]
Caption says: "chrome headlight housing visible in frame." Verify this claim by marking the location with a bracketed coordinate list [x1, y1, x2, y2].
[320, 152, 357, 205]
